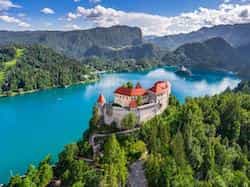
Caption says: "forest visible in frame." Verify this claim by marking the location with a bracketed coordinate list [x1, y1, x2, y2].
[6, 82, 250, 187]
[0, 45, 97, 96]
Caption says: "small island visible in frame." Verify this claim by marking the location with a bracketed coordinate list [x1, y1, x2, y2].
[175, 65, 192, 77]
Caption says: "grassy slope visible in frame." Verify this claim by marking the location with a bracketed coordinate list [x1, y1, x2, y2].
[0, 48, 24, 83]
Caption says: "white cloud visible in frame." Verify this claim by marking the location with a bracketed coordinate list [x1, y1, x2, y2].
[84, 68, 240, 101]
[67, 3, 250, 36]
[145, 68, 240, 98]
[64, 24, 81, 30]
[73, 0, 80, 2]
[17, 13, 26, 17]
[0, 15, 30, 27]
[66, 12, 80, 21]
[0, 0, 20, 11]
[41, 8, 55, 15]
[89, 0, 101, 3]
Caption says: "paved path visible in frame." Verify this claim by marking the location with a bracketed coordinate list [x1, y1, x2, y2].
[127, 160, 148, 187]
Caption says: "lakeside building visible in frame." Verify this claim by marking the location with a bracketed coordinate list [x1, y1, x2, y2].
[96, 81, 171, 128]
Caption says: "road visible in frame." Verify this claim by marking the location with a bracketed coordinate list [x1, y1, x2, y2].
[127, 160, 148, 187]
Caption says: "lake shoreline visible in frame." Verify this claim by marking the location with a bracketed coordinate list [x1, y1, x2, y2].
[0, 67, 241, 184]
[0, 65, 240, 99]
[0, 78, 99, 99]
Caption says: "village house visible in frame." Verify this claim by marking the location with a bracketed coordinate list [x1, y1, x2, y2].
[97, 80, 171, 128]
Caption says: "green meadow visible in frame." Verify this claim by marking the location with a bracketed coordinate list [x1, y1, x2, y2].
[0, 48, 24, 83]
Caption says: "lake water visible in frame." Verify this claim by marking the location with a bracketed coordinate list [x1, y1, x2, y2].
[0, 67, 240, 183]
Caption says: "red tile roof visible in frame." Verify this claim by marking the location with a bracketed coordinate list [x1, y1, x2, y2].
[129, 100, 137, 108]
[97, 94, 105, 105]
[149, 81, 169, 94]
[114, 81, 170, 96]
[114, 87, 147, 96]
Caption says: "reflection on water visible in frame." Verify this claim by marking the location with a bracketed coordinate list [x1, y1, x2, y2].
[85, 67, 240, 102]
[0, 67, 240, 183]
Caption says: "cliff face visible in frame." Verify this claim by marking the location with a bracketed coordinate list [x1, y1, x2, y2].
[0, 25, 143, 59]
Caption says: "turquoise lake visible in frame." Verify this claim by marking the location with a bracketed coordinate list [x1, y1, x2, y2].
[0, 67, 240, 183]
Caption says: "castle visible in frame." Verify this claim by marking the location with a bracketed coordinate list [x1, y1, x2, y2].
[96, 81, 171, 128]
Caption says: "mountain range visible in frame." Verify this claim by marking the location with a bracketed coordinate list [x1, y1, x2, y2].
[0, 25, 142, 59]
[162, 37, 250, 79]
[147, 23, 250, 50]
[0, 23, 249, 79]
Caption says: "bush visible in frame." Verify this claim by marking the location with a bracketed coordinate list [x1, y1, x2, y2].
[121, 113, 137, 129]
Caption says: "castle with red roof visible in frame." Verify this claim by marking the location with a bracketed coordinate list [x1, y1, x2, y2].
[97, 80, 171, 128]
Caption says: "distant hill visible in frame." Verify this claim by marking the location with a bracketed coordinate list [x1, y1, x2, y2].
[84, 43, 161, 60]
[234, 81, 250, 93]
[0, 25, 142, 59]
[237, 43, 250, 59]
[162, 37, 250, 79]
[0, 45, 97, 96]
[147, 23, 250, 50]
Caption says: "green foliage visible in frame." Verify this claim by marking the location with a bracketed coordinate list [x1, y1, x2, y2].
[121, 112, 137, 129]
[143, 91, 250, 186]
[89, 106, 100, 130]
[122, 81, 133, 88]
[235, 81, 250, 94]
[170, 132, 187, 167]
[162, 38, 250, 79]
[6, 87, 250, 187]
[87, 57, 162, 73]
[8, 156, 53, 187]
[136, 96, 143, 106]
[0, 26, 142, 59]
[102, 134, 128, 187]
[127, 140, 147, 160]
[0, 45, 97, 95]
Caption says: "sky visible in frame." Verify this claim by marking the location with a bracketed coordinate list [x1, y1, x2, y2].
[1, 0, 250, 36]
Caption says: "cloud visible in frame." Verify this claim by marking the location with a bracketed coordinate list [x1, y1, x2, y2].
[239, 9, 249, 17]
[64, 24, 81, 30]
[0, 15, 30, 27]
[84, 75, 126, 98]
[0, 0, 20, 11]
[144, 68, 240, 100]
[67, 3, 250, 36]
[73, 0, 80, 2]
[17, 13, 26, 18]
[84, 68, 240, 102]
[89, 0, 101, 3]
[66, 12, 80, 21]
[41, 8, 55, 15]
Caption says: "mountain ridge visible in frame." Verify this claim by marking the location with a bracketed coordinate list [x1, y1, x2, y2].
[0, 25, 142, 59]
[161, 37, 250, 79]
[147, 23, 250, 50]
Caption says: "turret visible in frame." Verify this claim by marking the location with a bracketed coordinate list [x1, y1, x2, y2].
[97, 93, 106, 117]
[97, 94, 106, 106]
